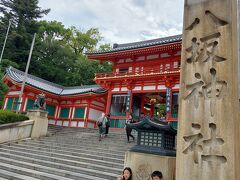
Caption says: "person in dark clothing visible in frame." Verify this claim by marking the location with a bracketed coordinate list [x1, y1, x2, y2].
[125, 114, 135, 142]
[105, 114, 110, 136]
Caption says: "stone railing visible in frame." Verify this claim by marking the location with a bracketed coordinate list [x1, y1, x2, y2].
[0, 109, 48, 144]
[0, 120, 34, 144]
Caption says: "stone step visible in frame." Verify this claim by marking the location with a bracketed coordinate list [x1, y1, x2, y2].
[47, 128, 130, 136]
[40, 138, 133, 148]
[0, 169, 39, 180]
[36, 138, 134, 151]
[47, 127, 97, 133]
[47, 129, 134, 136]
[21, 140, 128, 159]
[43, 135, 134, 144]
[44, 135, 132, 144]
[1, 143, 124, 164]
[43, 132, 133, 140]
[0, 151, 122, 175]
[0, 156, 116, 180]
[0, 162, 74, 180]
[4, 143, 124, 163]
[47, 129, 128, 134]
[23, 139, 131, 154]
[0, 146, 123, 169]
[0, 126, 133, 179]
[10, 141, 125, 159]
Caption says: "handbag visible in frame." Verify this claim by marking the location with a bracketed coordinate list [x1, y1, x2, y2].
[97, 121, 102, 126]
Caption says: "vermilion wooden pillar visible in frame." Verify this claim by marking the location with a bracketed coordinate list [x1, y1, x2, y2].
[84, 99, 90, 128]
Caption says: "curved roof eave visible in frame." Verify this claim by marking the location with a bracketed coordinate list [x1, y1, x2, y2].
[5, 66, 107, 96]
[86, 34, 182, 56]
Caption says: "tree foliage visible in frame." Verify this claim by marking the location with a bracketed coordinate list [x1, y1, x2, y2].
[0, 0, 50, 69]
[30, 20, 111, 86]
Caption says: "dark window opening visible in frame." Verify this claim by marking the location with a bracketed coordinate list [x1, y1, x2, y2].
[110, 94, 128, 116]
[119, 68, 128, 73]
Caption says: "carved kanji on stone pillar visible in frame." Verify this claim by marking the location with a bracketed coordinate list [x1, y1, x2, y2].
[176, 1, 240, 180]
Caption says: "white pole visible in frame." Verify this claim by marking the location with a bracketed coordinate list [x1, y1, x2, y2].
[17, 33, 36, 112]
[0, 20, 11, 63]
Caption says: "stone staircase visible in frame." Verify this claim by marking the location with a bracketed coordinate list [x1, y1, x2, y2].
[0, 125, 137, 179]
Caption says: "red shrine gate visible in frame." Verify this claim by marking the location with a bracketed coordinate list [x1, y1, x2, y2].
[87, 35, 181, 128]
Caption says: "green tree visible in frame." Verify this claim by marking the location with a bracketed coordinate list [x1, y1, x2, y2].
[0, 73, 8, 108]
[0, 0, 50, 69]
[64, 26, 102, 56]
[0, 59, 19, 108]
[30, 21, 111, 86]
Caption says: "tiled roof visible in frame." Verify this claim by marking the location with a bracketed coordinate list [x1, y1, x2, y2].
[5, 67, 107, 96]
[86, 34, 182, 55]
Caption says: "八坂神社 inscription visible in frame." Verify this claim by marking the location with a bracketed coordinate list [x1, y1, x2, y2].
[182, 9, 229, 165]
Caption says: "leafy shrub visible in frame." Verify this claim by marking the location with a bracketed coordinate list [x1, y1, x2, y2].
[0, 110, 29, 125]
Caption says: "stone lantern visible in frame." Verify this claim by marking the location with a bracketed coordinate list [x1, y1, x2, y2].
[126, 116, 177, 156]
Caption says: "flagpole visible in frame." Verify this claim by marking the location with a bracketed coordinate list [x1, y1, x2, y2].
[17, 33, 36, 113]
[0, 20, 11, 63]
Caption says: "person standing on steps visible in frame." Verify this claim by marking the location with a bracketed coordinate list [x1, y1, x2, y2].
[97, 113, 107, 141]
[125, 113, 135, 143]
[105, 114, 110, 136]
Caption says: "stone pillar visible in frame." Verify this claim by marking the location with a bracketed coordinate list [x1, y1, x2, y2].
[176, 0, 240, 180]
[27, 109, 48, 138]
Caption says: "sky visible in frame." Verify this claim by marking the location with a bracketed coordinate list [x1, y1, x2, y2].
[38, 0, 184, 45]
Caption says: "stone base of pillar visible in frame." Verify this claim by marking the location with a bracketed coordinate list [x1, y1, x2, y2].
[124, 151, 176, 180]
[27, 109, 48, 138]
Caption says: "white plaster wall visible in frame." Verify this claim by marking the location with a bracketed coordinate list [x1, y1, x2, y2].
[48, 120, 55, 125]
[56, 121, 62, 126]
[172, 84, 180, 89]
[92, 101, 104, 107]
[71, 121, 77, 127]
[78, 121, 84, 127]
[146, 54, 159, 60]
[121, 87, 128, 91]
[133, 86, 141, 91]
[160, 53, 170, 58]
[143, 86, 155, 90]
[88, 108, 103, 121]
[27, 92, 35, 97]
[63, 121, 69, 127]
[8, 91, 20, 95]
[112, 88, 120, 92]
[158, 85, 166, 90]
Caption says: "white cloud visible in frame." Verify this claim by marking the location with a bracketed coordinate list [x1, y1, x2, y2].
[38, 0, 184, 45]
